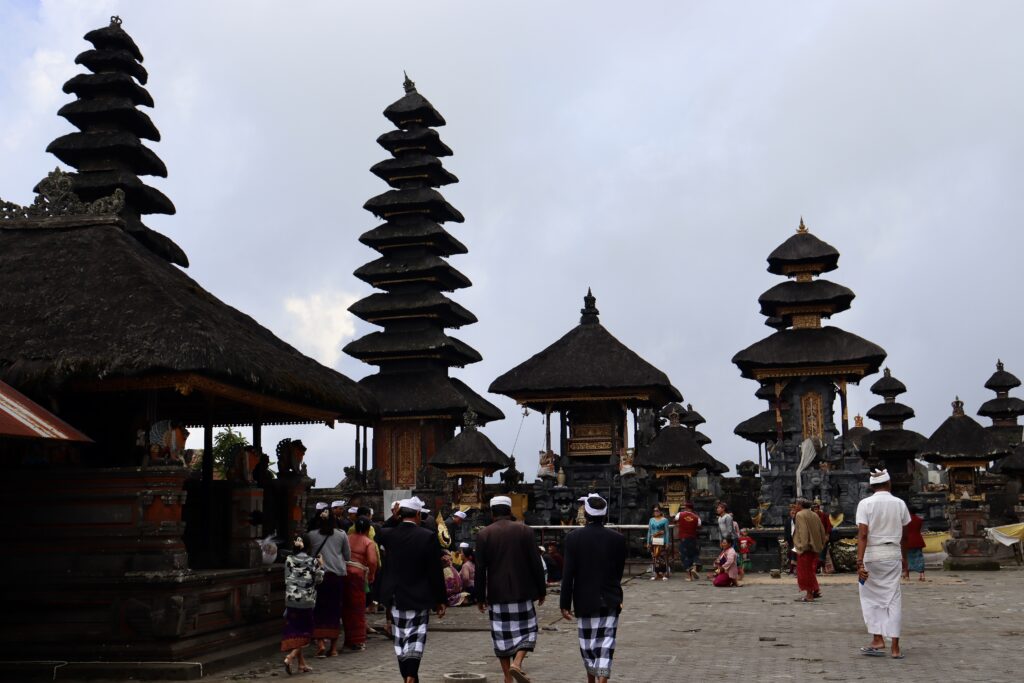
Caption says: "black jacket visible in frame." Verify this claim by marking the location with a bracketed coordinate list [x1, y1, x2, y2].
[377, 521, 446, 610]
[560, 522, 626, 617]
[474, 518, 546, 604]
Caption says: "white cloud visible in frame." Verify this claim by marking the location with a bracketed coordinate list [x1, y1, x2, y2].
[282, 290, 359, 368]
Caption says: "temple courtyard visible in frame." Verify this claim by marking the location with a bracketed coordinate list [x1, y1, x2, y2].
[201, 568, 1024, 683]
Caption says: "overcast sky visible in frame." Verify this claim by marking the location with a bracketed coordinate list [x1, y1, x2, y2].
[3, 1, 1023, 485]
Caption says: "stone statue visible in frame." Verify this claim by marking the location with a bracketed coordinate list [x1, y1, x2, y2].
[227, 444, 259, 484]
[552, 487, 575, 525]
[619, 448, 636, 476]
[500, 457, 524, 492]
[337, 465, 365, 492]
[537, 449, 557, 479]
[146, 420, 188, 466]
[275, 438, 307, 477]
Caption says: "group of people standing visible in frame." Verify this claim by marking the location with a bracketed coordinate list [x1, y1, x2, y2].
[282, 500, 379, 674]
[381, 493, 626, 683]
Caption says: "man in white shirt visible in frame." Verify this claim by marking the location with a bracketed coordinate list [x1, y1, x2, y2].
[855, 469, 911, 659]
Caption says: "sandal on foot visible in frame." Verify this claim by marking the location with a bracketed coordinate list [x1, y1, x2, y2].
[300, 665, 313, 673]
[860, 647, 886, 657]
[509, 666, 531, 683]
[283, 657, 294, 675]
[892, 653, 905, 659]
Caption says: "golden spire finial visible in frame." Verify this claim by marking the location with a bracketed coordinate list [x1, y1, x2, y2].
[797, 216, 808, 234]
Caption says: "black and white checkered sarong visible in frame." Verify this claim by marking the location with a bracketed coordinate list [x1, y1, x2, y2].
[391, 607, 430, 661]
[488, 601, 538, 657]
[578, 611, 618, 677]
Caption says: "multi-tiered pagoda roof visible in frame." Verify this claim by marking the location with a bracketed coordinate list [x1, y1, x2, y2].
[919, 398, 1009, 465]
[860, 368, 926, 462]
[733, 220, 886, 381]
[43, 16, 185, 267]
[344, 76, 501, 423]
[978, 360, 1024, 448]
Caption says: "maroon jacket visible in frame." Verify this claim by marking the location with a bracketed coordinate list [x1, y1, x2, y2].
[474, 518, 546, 604]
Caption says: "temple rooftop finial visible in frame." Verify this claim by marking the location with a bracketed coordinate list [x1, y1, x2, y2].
[952, 396, 964, 416]
[797, 216, 807, 234]
[997, 359, 1004, 371]
[580, 288, 599, 325]
[403, 71, 416, 93]
[110, 15, 122, 26]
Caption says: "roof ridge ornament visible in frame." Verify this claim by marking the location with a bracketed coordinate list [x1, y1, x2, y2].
[110, 15, 122, 27]
[1, 168, 124, 221]
[997, 359, 1004, 371]
[403, 71, 416, 94]
[580, 288, 600, 325]
[952, 396, 964, 416]
[797, 216, 808, 234]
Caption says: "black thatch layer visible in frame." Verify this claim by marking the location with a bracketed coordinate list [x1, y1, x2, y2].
[371, 154, 458, 188]
[384, 76, 447, 128]
[349, 291, 477, 327]
[357, 373, 502, 423]
[992, 446, 1024, 474]
[985, 361, 1020, 391]
[766, 227, 839, 275]
[354, 254, 471, 291]
[870, 368, 906, 397]
[866, 402, 915, 424]
[978, 396, 1024, 419]
[845, 423, 872, 451]
[58, 98, 160, 140]
[489, 292, 681, 406]
[860, 429, 927, 458]
[693, 430, 712, 446]
[431, 427, 510, 471]
[347, 78, 494, 422]
[734, 410, 788, 443]
[344, 330, 482, 367]
[757, 279, 854, 318]
[659, 402, 685, 419]
[732, 326, 886, 379]
[679, 405, 706, 428]
[636, 425, 728, 473]
[755, 384, 775, 401]
[359, 218, 467, 256]
[377, 128, 453, 157]
[44, 17, 185, 266]
[0, 222, 376, 421]
[765, 316, 787, 330]
[919, 402, 1010, 464]
[364, 187, 465, 223]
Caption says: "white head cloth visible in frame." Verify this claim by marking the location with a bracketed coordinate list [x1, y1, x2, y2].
[869, 469, 891, 485]
[348, 507, 358, 514]
[400, 497, 423, 512]
[421, 508, 431, 514]
[459, 542, 470, 549]
[454, 510, 467, 519]
[331, 500, 346, 509]
[577, 492, 599, 503]
[315, 502, 328, 511]
[490, 495, 513, 508]
[583, 494, 608, 517]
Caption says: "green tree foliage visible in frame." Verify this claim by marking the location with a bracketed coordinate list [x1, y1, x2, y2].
[212, 427, 249, 477]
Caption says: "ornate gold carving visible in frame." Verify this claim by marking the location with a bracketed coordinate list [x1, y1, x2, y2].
[572, 424, 612, 438]
[1, 168, 124, 221]
[801, 392, 825, 442]
[568, 440, 613, 454]
[751, 364, 868, 381]
[792, 313, 822, 329]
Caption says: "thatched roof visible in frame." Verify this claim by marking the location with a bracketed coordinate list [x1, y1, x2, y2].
[919, 399, 1009, 464]
[635, 424, 728, 474]
[0, 218, 376, 423]
[866, 402, 915, 424]
[992, 446, 1024, 475]
[984, 360, 1020, 392]
[489, 291, 681, 406]
[357, 372, 502, 424]
[384, 74, 447, 128]
[757, 279, 854, 318]
[430, 424, 510, 472]
[732, 326, 886, 380]
[734, 409, 787, 443]
[766, 222, 840, 275]
[870, 368, 906, 398]
[860, 428, 927, 459]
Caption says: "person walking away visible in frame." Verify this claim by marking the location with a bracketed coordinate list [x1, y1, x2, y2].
[377, 498, 447, 683]
[282, 537, 324, 675]
[560, 494, 627, 683]
[343, 516, 378, 651]
[646, 505, 669, 580]
[675, 502, 701, 581]
[475, 495, 547, 683]
[306, 506, 351, 657]
[793, 498, 826, 602]
[710, 537, 739, 587]
[856, 469, 911, 659]
[812, 499, 833, 574]
[904, 506, 927, 581]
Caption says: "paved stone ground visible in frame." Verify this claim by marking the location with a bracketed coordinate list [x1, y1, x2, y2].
[210, 569, 1024, 683]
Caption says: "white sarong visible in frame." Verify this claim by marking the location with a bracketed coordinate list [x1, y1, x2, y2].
[859, 552, 903, 638]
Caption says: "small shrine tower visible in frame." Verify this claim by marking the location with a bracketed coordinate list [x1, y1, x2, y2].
[859, 368, 926, 499]
[732, 219, 886, 524]
[978, 360, 1024, 449]
[345, 76, 502, 489]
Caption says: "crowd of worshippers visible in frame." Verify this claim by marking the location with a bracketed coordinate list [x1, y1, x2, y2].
[280, 469, 920, 679]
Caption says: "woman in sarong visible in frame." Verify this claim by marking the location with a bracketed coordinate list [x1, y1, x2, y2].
[343, 516, 378, 651]
[646, 505, 670, 580]
[441, 551, 471, 606]
[307, 508, 350, 657]
[710, 537, 739, 587]
[282, 537, 323, 674]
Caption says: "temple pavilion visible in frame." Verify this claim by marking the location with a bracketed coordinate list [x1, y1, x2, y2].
[732, 219, 886, 524]
[344, 76, 502, 492]
[490, 290, 681, 523]
[0, 18, 375, 661]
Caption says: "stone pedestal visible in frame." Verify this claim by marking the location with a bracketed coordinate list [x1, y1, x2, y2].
[944, 501, 1001, 570]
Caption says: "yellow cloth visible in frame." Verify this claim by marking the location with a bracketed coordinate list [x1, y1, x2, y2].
[988, 523, 1024, 546]
[922, 531, 949, 554]
[793, 508, 827, 554]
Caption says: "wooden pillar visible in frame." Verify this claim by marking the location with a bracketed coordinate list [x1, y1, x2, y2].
[544, 406, 552, 453]
[362, 425, 369, 476]
[354, 426, 361, 475]
[202, 415, 214, 560]
[838, 379, 849, 440]
[560, 411, 568, 458]
[252, 420, 262, 454]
